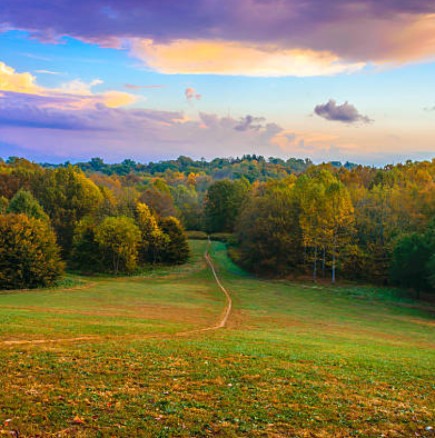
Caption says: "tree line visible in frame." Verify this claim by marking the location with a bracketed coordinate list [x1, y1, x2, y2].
[1, 156, 434, 295]
[0, 161, 189, 290]
[203, 160, 435, 295]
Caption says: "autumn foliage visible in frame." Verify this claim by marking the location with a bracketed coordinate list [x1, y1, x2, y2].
[0, 213, 64, 289]
[0, 155, 434, 293]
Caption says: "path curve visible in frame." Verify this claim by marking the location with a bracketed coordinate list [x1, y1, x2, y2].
[0, 239, 232, 345]
[176, 238, 232, 335]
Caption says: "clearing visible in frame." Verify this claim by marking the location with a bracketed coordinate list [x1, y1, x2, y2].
[0, 240, 433, 437]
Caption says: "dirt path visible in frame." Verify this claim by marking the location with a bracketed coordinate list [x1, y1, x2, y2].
[0, 239, 232, 346]
[176, 238, 232, 335]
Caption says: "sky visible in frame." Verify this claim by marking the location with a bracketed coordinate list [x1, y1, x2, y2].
[0, 0, 434, 165]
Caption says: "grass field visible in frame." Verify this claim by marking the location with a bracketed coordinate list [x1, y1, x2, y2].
[0, 240, 434, 437]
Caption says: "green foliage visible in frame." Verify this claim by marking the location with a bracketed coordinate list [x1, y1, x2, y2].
[70, 216, 103, 272]
[95, 216, 141, 274]
[136, 202, 168, 263]
[428, 254, 435, 289]
[0, 213, 64, 289]
[172, 184, 202, 230]
[158, 216, 190, 264]
[390, 221, 435, 294]
[204, 178, 250, 233]
[6, 189, 49, 221]
[185, 230, 208, 240]
[209, 232, 235, 243]
[32, 166, 103, 255]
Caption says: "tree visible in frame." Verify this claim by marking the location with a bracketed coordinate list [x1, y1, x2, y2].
[236, 179, 301, 275]
[32, 166, 103, 255]
[6, 189, 49, 221]
[70, 216, 103, 272]
[158, 217, 190, 264]
[0, 214, 64, 289]
[427, 254, 435, 291]
[324, 181, 355, 283]
[204, 179, 250, 233]
[139, 180, 177, 218]
[135, 203, 167, 263]
[390, 232, 433, 296]
[172, 185, 202, 230]
[295, 172, 332, 282]
[95, 216, 141, 274]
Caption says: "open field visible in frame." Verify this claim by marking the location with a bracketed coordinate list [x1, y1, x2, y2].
[0, 240, 434, 437]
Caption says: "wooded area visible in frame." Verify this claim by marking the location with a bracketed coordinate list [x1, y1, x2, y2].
[0, 155, 434, 294]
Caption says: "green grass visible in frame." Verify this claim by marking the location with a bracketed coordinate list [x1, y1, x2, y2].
[0, 240, 433, 437]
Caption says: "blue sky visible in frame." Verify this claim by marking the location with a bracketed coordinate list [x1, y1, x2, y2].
[0, 1, 434, 164]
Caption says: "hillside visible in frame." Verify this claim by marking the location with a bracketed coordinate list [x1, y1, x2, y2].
[0, 240, 433, 437]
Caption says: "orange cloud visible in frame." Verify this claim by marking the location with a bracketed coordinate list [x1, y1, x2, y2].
[381, 13, 435, 63]
[131, 39, 365, 77]
[0, 62, 43, 94]
[0, 61, 137, 108]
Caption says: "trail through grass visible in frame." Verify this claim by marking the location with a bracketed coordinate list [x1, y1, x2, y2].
[0, 240, 433, 437]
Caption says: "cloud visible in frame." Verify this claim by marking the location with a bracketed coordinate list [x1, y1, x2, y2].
[0, 60, 137, 109]
[234, 115, 265, 131]
[0, 61, 43, 95]
[185, 87, 201, 101]
[1, 0, 435, 75]
[0, 88, 291, 161]
[314, 99, 372, 124]
[0, 92, 109, 130]
[1, 89, 434, 165]
[124, 84, 165, 90]
[131, 39, 365, 77]
[424, 105, 435, 111]
[35, 70, 62, 75]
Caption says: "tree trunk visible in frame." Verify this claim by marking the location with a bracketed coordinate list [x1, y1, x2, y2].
[322, 248, 326, 278]
[332, 251, 336, 283]
[313, 245, 317, 282]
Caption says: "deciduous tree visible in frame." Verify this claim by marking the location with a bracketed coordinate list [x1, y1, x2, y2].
[0, 214, 64, 289]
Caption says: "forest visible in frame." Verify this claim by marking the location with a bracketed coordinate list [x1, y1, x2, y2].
[0, 155, 434, 295]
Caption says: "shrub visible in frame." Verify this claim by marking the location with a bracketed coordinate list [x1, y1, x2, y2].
[185, 230, 208, 240]
[0, 214, 64, 290]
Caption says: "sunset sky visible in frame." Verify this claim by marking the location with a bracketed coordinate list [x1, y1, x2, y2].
[0, 0, 434, 165]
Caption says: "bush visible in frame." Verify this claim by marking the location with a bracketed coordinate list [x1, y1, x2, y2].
[0, 214, 64, 290]
[185, 230, 208, 240]
[209, 233, 236, 244]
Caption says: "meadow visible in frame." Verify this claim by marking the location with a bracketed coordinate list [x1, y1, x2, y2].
[0, 240, 433, 437]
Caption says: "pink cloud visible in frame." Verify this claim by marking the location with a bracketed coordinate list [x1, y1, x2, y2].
[185, 87, 202, 101]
